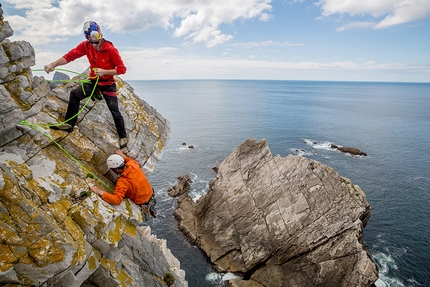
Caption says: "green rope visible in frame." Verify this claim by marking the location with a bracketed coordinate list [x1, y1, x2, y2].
[32, 68, 98, 128]
[19, 68, 113, 192]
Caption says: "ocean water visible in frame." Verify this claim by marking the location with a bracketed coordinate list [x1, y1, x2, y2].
[128, 80, 430, 287]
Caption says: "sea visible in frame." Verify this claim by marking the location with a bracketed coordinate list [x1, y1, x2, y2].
[127, 80, 430, 287]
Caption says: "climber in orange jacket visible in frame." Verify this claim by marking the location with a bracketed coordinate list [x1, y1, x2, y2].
[90, 149, 157, 218]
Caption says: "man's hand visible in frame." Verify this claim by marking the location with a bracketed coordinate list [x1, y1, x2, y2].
[44, 64, 55, 74]
[90, 186, 105, 197]
[93, 68, 118, 77]
[93, 68, 106, 77]
[115, 149, 127, 159]
[44, 58, 66, 74]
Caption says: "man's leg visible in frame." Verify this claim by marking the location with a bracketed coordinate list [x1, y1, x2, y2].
[51, 82, 94, 131]
[100, 83, 127, 147]
[65, 83, 94, 126]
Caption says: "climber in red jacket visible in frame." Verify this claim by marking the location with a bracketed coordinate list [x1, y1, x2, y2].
[44, 21, 128, 148]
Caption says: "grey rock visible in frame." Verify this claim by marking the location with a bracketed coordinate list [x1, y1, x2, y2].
[53, 71, 71, 82]
[175, 138, 378, 287]
[0, 15, 14, 42]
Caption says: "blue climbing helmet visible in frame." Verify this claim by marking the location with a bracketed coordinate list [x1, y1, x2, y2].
[83, 21, 102, 41]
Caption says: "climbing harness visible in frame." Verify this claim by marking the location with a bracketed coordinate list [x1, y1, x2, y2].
[19, 68, 113, 192]
[139, 191, 157, 221]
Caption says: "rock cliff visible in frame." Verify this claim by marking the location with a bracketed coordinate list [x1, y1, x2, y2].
[0, 9, 187, 287]
[175, 138, 378, 287]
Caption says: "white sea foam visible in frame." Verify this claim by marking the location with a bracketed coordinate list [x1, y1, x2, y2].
[373, 252, 410, 287]
[413, 176, 430, 182]
[205, 272, 242, 284]
[189, 172, 198, 182]
[166, 143, 197, 154]
[375, 275, 406, 287]
[189, 178, 209, 201]
[289, 147, 314, 156]
[373, 252, 398, 273]
[303, 139, 334, 150]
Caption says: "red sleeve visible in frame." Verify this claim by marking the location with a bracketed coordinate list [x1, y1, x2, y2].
[63, 41, 87, 63]
[108, 45, 127, 75]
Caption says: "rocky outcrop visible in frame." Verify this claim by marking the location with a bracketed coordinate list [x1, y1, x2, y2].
[175, 138, 378, 287]
[0, 10, 187, 287]
[167, 175, 193, 197]
[48, 71, 70, 90]
[330, 144, 367, 156]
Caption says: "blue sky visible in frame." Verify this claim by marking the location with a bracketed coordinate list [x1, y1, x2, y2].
[2, 0, 430, 82]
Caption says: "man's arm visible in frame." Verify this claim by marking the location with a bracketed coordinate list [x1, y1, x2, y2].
[44, 57, 67, 74]
[115, 149, 128, 160]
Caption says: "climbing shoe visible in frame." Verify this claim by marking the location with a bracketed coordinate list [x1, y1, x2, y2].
[50, 123, 73, 133]
[93, 89, 103, 101]
[119, 137, 128, 148]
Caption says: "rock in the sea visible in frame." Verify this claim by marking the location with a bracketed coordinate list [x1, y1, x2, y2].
[167, 174, 193, 197]
[175, 138, 378, 287]
[330, 144, 367, 156]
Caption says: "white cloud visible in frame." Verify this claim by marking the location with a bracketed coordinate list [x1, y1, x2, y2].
[31, 44, 430, 82]
[336, 21, 376, 31]
[90, 46, 429, 81]
[230, 40, 304, 47]
[316, 0, 430, 29]
[3, 0, 273, 46]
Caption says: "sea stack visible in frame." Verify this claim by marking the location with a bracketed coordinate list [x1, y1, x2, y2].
[175, 138, 378, 287]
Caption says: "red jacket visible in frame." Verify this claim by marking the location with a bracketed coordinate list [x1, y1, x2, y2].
[102, 157, 153, 206]
[62, 39, 126, 86]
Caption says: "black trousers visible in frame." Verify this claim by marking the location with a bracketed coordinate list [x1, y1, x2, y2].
[65, 81, 127, 138]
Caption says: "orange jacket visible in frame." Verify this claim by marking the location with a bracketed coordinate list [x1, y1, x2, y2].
[102, 157, 153, 205]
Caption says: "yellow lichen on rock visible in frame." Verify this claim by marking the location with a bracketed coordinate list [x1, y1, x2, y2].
[107, 216, 125, 245]
[124, 220, 137, 237]
[100, 257, 116, 270]
[0, 244, 17, 272]
[5, 160, 33, 181]
[26, 177, 51, 203]
[47, 198, 72, 223]
[28, 236, 65, 264]
[0, 203, 25, 246]
[100, 256, 135, 287]
[116, 268, 134, 287]
[62, 132, 96, 162]
[69, 204, 98, 234]
[4, 78, 31, 110]
[63, 216, 87, 265]
[87, 253, 98, 271]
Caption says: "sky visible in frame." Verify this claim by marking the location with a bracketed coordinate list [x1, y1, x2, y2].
[2, 0, 430, 82]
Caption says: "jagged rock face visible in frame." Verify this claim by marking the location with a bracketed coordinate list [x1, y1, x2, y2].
[0, 11, 187, 287]
[175, 139, 378, 287]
